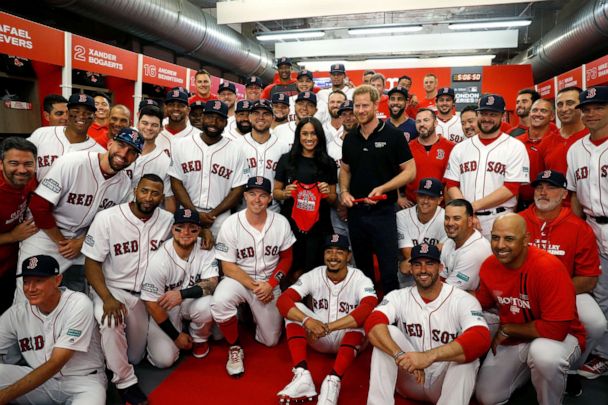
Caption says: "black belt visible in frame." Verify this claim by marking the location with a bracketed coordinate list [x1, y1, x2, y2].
[591, 216, 608, 225]
[122, 289, 140, 296]
[475, 207, 507, 216]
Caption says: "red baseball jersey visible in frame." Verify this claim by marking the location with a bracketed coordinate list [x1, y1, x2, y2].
[417, 97, 436, 111]
[188, 93, 218, 104]
[405, 137, 454, 202]
[290, 182, 325, 232]
[476, 246, 586, 349]
[519, 206, 601, 278]
[377, 94, 390, 120]
[539, 128, 589, 174]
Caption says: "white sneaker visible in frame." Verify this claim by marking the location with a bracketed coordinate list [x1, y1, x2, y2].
[317, 375, 341, 405]
[226, 345, 244, 377]
[277, 367, 317, 403]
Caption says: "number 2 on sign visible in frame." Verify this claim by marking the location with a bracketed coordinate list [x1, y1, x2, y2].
[73, 45, 86, 62]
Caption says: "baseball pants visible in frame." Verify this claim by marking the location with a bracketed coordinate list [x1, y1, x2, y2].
[574, 293, 607, 367]
[0, 364, 106, 405]
[147, 296, 213, 368]
[477, 209, 513, 240]
[91, 287, 148, 389]
[211, 277, 282, 347]
[475, 334, 580, 405]
[367, 325, 479, 405]
[591, 253, 608, 358]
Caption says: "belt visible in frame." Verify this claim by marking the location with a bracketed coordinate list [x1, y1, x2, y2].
[122, 288, 140, 296]
[475, 207, 507, 216]
[591, 216, 608, 225]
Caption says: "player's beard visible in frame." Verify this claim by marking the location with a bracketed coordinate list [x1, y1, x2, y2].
[174, 237, 197, 251]
[108, 151, 130, 172]
[418, 126, 435, 140]
[478, 121, 501, 135]
[414, 270, 439, 290]
[389, 106, 405, 120]
[202, 123, 225, 138]
[274, 114, 288, 123]
[135, 198, 158, 215]
[329, 108, 341, 119]
[236, 120, 252, 134]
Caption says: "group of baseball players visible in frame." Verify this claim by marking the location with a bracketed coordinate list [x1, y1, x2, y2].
[0, 57, 607, 405]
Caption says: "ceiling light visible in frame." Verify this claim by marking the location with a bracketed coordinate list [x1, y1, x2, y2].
[449, 20, 531, 30]
[348, 26, 423, 36]
[256, 31, 325, 41]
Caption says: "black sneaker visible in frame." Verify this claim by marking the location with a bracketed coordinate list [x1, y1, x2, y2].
[566, 374, 583, 397]
[117, 383, 149, 405]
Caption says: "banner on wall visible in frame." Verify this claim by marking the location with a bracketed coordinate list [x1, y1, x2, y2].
[72, 35, 138, 81]
[537, 79, 555, 99]
[586, 55, 608, 87]
[557, 67, 583, 91]
[142, 56, 187, 87]
[451, 66, 482, 110]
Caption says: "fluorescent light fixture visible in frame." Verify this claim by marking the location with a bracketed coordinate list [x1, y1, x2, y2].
[298, 55, 495, 71]
[348, 26, 423, 36]
[449, 20, 531, 30]
[256, 31, 325, 41]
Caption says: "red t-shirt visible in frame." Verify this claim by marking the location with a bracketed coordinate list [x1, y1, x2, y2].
[418, 97, 436, 111]
[88, 122, 109, 149]
[539, 128, 589, 174]
[406, 137, 454, 202]
[0, 175, 37, 276]
[476, 246, 586, 349]
[376, 94, 390, 120]
[519, 206, 601, 278]
[188, 93, 218, 104]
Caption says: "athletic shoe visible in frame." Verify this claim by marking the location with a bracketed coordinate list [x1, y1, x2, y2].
[317, 375, 341, 405]
[117, 383, 149, 405]
[192, 341, 210, 359]
[226, 345, 245, 377]
[565, 374, 583, 397]
[578, 355, 608, 379]
[277, 367, 317, 403]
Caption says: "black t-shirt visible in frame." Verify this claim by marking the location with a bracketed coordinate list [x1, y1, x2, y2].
[342, 120, 413, 204]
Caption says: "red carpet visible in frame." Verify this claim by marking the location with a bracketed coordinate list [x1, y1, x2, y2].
[149, 329, 426, 404]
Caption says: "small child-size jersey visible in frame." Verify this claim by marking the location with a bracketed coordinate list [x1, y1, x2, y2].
[28, 126, 105, 181]
[215, 210, 296, 280]
[141, 237, 219, 301]
[436, 115, 465, 144]
[290, 266, 376, 323]
[35, 151, 132, 238]
[440, 229, 492, 291]
[124, 146, 173, 201]
[397, 206, 447, 249]
[81, 203, 173, 292]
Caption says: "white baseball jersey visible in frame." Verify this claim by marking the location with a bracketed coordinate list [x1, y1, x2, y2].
[440, 229, 492, 291]
[223, 119, 248, 141]
[444, 133, 530, 209]
[323, 121, 342, 145]
[290, 266, 376, 323]
[124, 146, 173, 201]
[272, 120, 297, 148]
[0, 288, 105, 376]
[81, 203, 173, 292]
[28, 126, 105, 181]
[316, 86, 354, 104]
[156, 124, 198, 157]
[436, 115, 465, 144]
[141, 237, 219, 302]
[326, 128, 345, 171]
[567, 135, 608, 254]
[288, 96, 329, 125]
[397, 206, 447, 249]
[215, 210, 296, 280]
[35, 151, 132, 238]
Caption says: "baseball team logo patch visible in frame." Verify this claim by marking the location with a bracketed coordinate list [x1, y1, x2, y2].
[436, 149, 445, 159]
[27, 257, 38, 270]
[587, 88, 597, 99]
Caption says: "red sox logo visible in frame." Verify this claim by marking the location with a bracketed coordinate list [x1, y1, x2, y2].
[487, 96, 495, 105]
[255, 176, 264, 185]
[183, 209, 192, 218]
[436, 149, 445, 160]
[423, 179, 433, 189]
[420, 243, 430, 254]
[333, 64, 340, 70]
[250, 77, 257, 84]
[303, 92, 311, 99]
[79, 94, 88, 103]
[213, 101, 222, 111]
[443, 87, 449, 93]
[587, 88, 597, 99]
[243, 101, 250, 109]
[172, 90, 180, 98]
[129, 131, 139, 142]
[542, 170, 552, 178]
[27, 257, 38, 270]
[331, 234, 340, 243]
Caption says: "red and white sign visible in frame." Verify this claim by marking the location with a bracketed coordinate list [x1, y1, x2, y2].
[537, 79, 555, 99]
[72, 35, 138, 80]
[0, 12, 64, 65]
[586, 55, 608, 87]
[557, 67, 583, 91]
[142, 56, 187, 88]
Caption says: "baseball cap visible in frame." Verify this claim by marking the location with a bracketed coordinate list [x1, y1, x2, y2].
[477, 94, 506, 112]
[218, 81, 237, 94]
[295, 91, 317, 106]
[165, 88, 189, 104]
[173, 208, 202, 226]
[436, 87, 455, 99]
[138, 98, 159, 111]
[251, 99, 273, 113]
[67, 93, 96, 112]
[531, 170, 567, 188]
[189, 100, 206, 110]
[271, 93, 290, 106]
[203, 100, 228, 118]
[297, 70, 314, 80]
[245, 176, 272, 194]
[19, 255, 60, 278]
[577, 86, 608, 108]
[246, 76, 263, 88]
[324, 234, 350, 251]
[330, 63, 346, 74]
[410, 243, 441, 263]
[277, 57, 292, 67]
[236, 100, 253, 113]
[416, 177, 443, 197]
[338, 100, 354, 115]
[387, 86, 409, 99]
[114, 128, 144, 153]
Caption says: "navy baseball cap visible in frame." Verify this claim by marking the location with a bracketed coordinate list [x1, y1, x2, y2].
[138, 98, 159, 111]
[387, 86, 409, 99]
[296, 91, 317, 106]
[416, 177, 443, 197]
[67, 93, 96, 112]
[410, 243, 441, 263]
[477, 94, 506, 112]
[272, 92, 290, 106]
[203, 100, 228, 118]
[218, 81, 237, 94]
[114, 127, 144, 153]
[324, 234, 350, 251]
[165, 88, 189, 104]
[246, 76, 263, 88]
[277, 57, 292, 67]
[19, 255, 60, 278]
[189, 100, 206, 110]
[338, 100, 354, 115]
[577, 86, 608, 108]
[330, 63, 346, 74]
[245, 176, 272, 194]
[531, 170, 567, 189]
[251, 99, 273, 113]
[236, 100, 253, 113]
[173, 208, 202, 226]
[436, 87, 455, 99]
[297, 70, 314, 80]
